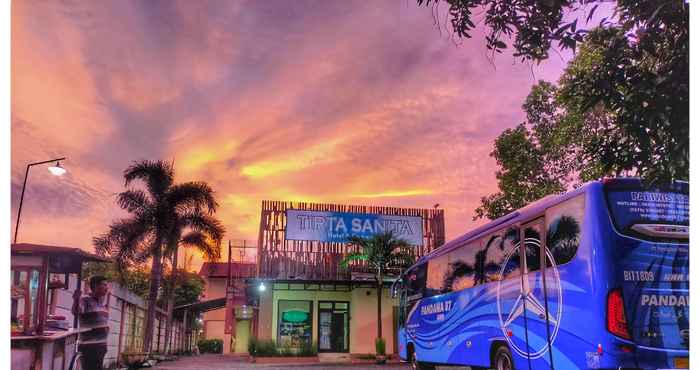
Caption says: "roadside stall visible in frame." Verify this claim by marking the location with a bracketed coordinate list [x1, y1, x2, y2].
[11, 243, 110, 370]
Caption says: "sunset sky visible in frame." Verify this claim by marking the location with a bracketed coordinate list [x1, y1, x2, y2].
[11, 1, 577, 270]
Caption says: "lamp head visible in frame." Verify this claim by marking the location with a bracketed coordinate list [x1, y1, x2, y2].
[48, 162, 67, 176]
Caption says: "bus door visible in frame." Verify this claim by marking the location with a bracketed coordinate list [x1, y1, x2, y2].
[521, 219, 557, 370]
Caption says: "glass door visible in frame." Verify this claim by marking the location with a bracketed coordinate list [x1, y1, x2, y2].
[318, 301, 349, 353]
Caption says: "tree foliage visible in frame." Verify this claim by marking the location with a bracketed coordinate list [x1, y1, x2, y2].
[474, 9, 688, 219]
[83, 261, 151, 299]
[340, 231, 414, 341]
[558, 25, 688, 184]
[420, 1, 687, 217]
[160, 268, 205, 307]
[93, 160, 225, 353]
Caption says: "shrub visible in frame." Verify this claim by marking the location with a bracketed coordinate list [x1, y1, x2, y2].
[248, 337, 258, 356]
[299, 341, 317, 357]
[375, 338, 386, 356]
[249, 338, 277, 356]
[278, 344, 293, 357]
[197, 339, 223, 354]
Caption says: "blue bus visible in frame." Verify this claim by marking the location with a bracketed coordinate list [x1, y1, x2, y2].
[394, 178, 689, 370]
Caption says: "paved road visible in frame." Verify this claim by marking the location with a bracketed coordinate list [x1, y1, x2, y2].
[152, 354, 410, 370]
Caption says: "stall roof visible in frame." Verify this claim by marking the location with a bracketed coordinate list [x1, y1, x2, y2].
[174, 297, 226, 313]
[12, 243, 110, 262]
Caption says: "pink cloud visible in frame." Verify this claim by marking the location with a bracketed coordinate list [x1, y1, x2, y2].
[12, 0, 594, 271]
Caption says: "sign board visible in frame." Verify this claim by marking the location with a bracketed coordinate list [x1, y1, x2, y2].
[285, 209, 423, 245]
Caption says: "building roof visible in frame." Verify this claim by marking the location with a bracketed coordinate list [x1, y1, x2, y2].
[174, 297, 226, 313]
[198, 262, 257, 278]
[12, 243, 111, 274]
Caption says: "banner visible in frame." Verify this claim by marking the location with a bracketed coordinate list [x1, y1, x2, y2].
[285, 209, 423, 245]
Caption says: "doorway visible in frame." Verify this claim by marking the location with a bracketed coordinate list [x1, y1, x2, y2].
[317, 301, 349, 353]
[520, 218, 557, 370]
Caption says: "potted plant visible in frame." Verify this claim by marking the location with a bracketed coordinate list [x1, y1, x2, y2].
[375, 338, 386, 364]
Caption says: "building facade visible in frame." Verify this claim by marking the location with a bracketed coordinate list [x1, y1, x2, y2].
[199, 261, 256, 354]
[252, 200, 445, 355]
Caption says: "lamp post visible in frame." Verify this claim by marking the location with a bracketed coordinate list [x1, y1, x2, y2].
[14, 157, 67, 244]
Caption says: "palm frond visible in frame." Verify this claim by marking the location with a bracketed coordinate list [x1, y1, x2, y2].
[387, 250, 416, 269]
[163, 225, 183, 258]
[346, 235, 370, 248]
[181, 231, 221, 261]
[340, 252, 368, 269]
[93, 217, 154, 272]
[168, 181, 218, 214]
[339, 231, 412, 272]
[179, 211, 225, 244]
[123, 160, 174, 199]
[116, 189, 153, 215]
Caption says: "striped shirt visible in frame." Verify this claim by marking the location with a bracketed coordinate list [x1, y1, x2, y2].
[78, 295, 109, 345]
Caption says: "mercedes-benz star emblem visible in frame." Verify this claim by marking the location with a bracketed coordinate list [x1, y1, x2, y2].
[496, 237, 563, 359]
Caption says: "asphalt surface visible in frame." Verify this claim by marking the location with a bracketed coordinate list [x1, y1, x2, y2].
[151, 354, 410, 370]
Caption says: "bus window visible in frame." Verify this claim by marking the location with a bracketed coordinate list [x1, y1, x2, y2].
[605, 185, 689, 242]
[523, 222, 543, 272]
[500, 227, 521, 279]
[443, 240, 479, 291]
[546, 194, 585, 266]
[482, 234, 504, 282]
[406, 263, 427, 301]
[427, 253, 450, 295]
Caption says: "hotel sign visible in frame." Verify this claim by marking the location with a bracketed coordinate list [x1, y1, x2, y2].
[285, 209, 423, 245]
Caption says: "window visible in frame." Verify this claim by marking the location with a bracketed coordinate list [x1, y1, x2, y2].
[406, 264, 427, 300]
[277, 300, 313, 348]
[422, 226, 525, 297]
[426, 254, 450, 295]
[10, 268, 41, 335]
[443, 240, 480, 292]
[481, 233, 507, 283]
[500, 227, 521, 279]
[546, 194, 585, 265]
[523, 222, 543, 272]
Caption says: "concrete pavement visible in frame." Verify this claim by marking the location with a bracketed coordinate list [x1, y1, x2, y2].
[151, 354, 409, 370]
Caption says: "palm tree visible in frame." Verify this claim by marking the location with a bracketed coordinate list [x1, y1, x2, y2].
[163, 213, 224, 353]
[93, 160, 223, 353]
[340, 231, 413, 343]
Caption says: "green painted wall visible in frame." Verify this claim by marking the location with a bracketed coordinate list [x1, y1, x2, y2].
[234, 320, 250, 353]
[267, 287, 399, 354]
[271, 289, 352, 347]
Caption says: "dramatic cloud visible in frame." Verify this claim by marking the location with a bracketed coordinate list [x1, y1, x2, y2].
[12, 0, 573, 270]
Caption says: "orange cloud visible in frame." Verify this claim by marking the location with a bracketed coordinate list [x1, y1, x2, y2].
[11, 0, 575, 273]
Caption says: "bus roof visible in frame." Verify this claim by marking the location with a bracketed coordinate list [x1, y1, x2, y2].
[413, 180, 596, 266]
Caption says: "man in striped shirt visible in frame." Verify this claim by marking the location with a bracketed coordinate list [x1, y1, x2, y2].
[72, 276, 110, 370]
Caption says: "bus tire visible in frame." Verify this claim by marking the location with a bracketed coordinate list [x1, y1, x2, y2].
[492, 344, 515, 370]
[410, 350, 436, 370]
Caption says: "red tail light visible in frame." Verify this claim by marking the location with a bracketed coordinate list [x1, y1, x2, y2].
[607, 288, 631, 339]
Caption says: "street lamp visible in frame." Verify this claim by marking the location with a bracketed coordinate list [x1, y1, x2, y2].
[14, 157, 67, 244]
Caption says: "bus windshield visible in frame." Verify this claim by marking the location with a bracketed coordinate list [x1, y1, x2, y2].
[605, 181, 689, 241]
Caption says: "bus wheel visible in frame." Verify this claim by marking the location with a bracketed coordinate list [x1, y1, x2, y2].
[410, 351, 435, 370]
[492, 345, 514, 370]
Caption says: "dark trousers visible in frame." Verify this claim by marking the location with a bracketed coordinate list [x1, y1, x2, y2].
[79, 343, 107, 370]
